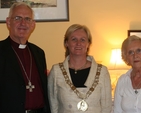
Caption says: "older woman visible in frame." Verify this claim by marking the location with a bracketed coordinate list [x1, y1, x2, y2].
[48, 24, 112, 113]
[114, 35, 141, 113]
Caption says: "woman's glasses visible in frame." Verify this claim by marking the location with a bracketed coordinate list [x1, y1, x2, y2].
[127, 48, 141, 56]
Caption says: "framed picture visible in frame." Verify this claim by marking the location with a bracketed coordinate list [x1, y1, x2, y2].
[0, 0, 69, 23]
[128, 30, 141, 38]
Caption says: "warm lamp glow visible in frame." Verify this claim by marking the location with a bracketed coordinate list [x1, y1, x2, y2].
[109, 49, 130, 98]
[108, 49, 130, 70]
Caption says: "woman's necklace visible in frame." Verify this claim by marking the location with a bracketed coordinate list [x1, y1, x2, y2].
[69, 61, 88, 74]
[12, 46, 35, 92]
[131, 74, 141, 94]
[59, 62, 102, 111]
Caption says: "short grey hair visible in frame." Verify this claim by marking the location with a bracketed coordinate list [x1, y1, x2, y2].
[8, 2, 34, 19]
[121, 35, 141, 65]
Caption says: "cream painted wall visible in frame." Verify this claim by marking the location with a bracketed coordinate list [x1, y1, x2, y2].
[0, 0, 141, 70]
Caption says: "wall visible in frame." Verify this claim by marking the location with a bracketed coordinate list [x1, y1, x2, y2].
[0, 0, 141, 70]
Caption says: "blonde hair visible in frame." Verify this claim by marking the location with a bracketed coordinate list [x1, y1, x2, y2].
[64, 24, 92, 57]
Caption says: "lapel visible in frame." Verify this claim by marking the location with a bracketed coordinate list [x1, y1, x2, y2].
[28, 43, 45, 83]
[28, 44, 42, 74]
[63, 56, 99, 88]
[2, 37, 24, 81]
[28, 43, 47, 96]
[84, 56, 98, 87]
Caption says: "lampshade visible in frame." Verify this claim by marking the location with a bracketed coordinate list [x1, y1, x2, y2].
[108, 49, 130, 70]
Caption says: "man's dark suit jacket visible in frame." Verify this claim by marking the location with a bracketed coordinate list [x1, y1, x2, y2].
[0, 37, 50, 113]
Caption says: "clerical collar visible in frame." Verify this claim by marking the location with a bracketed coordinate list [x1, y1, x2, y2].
[9, 37, 27, 49]
[19, 44, 27, 49]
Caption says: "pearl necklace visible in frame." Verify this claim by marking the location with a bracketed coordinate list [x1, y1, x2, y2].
[12, 46, 35, 92]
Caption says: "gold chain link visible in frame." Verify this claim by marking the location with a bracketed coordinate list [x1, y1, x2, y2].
[59, 63, 102, 99]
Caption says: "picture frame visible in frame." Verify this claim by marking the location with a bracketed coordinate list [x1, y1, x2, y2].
[0, 0, 69, 23]
[128, 30, 141, 38]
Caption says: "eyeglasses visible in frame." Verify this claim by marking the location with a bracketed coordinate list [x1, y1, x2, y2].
[127, 48, 141, 56]
[11, 16, 33, 23]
